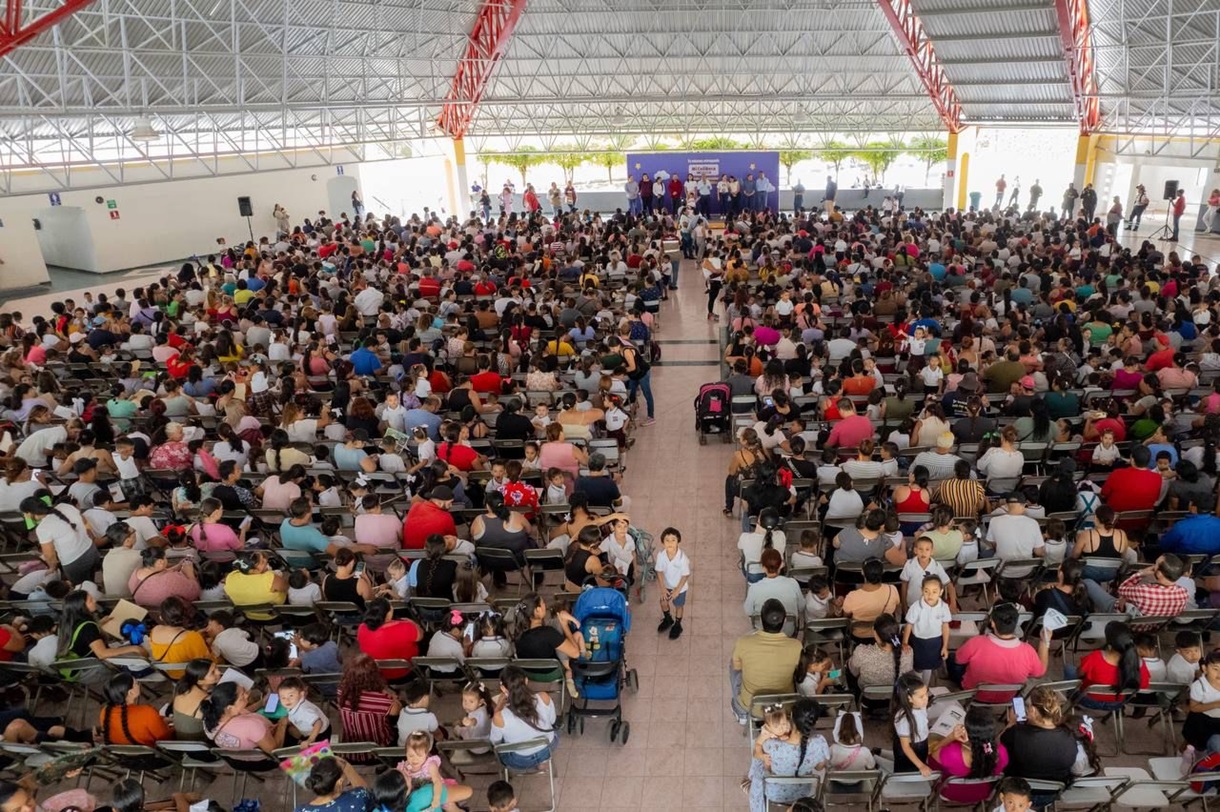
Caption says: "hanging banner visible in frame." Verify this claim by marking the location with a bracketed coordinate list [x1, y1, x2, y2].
[626, 151, 781, 214]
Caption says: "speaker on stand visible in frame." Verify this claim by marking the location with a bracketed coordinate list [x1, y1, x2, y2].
[237, 196, 254, 242]
[1150, 181, 1178, 241]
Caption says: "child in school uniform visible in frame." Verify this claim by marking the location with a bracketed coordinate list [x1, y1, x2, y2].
[903, 574, 952, 684]
[829, 711, 876, 771]
[892, 672, 932, 775]
[396, 679, 440, 746]
[655, 526, 691, 640]
[900, 536, 956, 610]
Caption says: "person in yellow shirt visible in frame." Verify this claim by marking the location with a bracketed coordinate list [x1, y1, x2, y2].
[148, 595, 213, 679]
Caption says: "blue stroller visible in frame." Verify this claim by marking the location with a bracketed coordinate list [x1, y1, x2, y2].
[566, 587, 639, 744]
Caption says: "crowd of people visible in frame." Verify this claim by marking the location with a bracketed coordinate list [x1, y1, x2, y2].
[0, 179, 1218, 812]
[709, 186, 1220, 810]
[0, 198, 704, 812]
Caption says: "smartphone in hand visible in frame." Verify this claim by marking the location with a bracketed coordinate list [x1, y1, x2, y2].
[1011, 696, 1027, 723]
[264, 693, 280, 714]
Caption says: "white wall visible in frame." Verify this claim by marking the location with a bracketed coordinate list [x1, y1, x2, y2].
[33, 206, 96, 271]
[0, 207, 53, 291]
[0, 165, 356, 273]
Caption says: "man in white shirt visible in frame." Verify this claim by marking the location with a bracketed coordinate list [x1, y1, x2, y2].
[986, 493, 1045, 564]
[353, 284, 384, 317]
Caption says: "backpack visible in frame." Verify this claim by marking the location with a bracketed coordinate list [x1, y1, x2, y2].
[1191, 752, 1220, 792]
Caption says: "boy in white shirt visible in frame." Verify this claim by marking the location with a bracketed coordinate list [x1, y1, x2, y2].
[396, 680, 440, 745]
[1167, 631, 1203, 684]
[277, 677, 330, 745]
[655, 527, 691, 640]
[205, 610, 260, 667]
[377, 438, 407, 473]
[900, 537, 954, 609]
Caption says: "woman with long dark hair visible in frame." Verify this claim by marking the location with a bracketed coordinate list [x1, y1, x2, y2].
[171, 658, 219, 741]
[22, 496, 100, 584]
[745, 698, 827, 812]
[1073, 620, 1148, 708]
[929, 705, 1008, 803]
[1033, 558, 1090, 623]
[200, 680, 285, 754]
[56, 590, 145, 684]
[489, 665, 558, 770]
[99, 671, 173, 746]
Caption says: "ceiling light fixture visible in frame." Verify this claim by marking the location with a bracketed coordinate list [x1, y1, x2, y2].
[129, 116, 161, 141]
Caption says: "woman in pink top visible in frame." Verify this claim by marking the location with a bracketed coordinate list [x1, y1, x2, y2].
[353, 495, 403, 573]
[201, 681, 286, 756]
[260, 465, 305, 511]
[127, 547, 202, 607]
[538, 423, 587, 480]
[930, 706, 1009, 804]
[190, 497, 246, 558]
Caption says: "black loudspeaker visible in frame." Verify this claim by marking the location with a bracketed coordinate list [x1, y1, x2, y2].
[1163, 180, 1179, 200]
[237, 196, 253, 217]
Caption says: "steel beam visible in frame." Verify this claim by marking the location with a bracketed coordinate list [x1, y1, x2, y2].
[0, 0, 99, 59]
[875, 0, 963, 133]
[1054, 0, 1101, 133]
[437, 0, 529, 139]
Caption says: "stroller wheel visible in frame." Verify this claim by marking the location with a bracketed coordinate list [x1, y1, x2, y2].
[579, 717, 585, 734]
[609, 721, 621, 742]
[698, 432, 707, 445]
[627, 669, 640, 693]
[566, 709, 576, 734]
[620, 721, 631, 745]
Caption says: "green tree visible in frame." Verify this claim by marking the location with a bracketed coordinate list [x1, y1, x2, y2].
[689, 136, 747, 151]
[908, 135, 949, 183]
[476, 153, 494, 188]
[817, 140, 852, 180]
[592, 151, 620, 182]
[551, 148, 589, 183]
[851, 141, 903, 184]
[495, 146, 543, 187]
[590, 136, 634, 182]
[778, 150, 814, 184]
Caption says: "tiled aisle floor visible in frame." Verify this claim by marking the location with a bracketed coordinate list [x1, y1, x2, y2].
[543, 264, 755, 811]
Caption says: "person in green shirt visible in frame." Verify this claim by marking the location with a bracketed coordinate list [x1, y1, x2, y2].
[1043, 376, 1081, 420]
[1084, 314, 1113, 347]
[105, 386, 138, 430]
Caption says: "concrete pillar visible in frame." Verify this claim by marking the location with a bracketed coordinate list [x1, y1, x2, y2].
[943, 131, 959, 210]
[1072, 134, 1097, 190]
[453, 138, 471, 217]
[956, 152, 970, 211]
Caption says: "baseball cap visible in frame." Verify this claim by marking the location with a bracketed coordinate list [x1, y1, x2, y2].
[429, 485, 455, 502]
[1020, 375, 1035, 390]
[1005, 492, 1028, 505]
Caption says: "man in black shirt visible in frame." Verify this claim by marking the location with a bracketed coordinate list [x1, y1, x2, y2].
[573, 453, 623, 509]
[493, 401, 533, 453]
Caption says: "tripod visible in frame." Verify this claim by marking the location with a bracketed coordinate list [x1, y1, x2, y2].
[1148, 204, 1174, 241]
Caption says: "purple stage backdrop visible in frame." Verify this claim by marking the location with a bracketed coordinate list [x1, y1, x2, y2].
[625, 151, 781, 215]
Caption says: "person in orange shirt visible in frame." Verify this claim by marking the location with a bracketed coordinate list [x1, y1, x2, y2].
[841, 358, 877, 397]
[99, 672, 174, 745]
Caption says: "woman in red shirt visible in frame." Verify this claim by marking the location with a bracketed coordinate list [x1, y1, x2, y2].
[1074, 620, 1148, 708]
[356, 597, 422, 681]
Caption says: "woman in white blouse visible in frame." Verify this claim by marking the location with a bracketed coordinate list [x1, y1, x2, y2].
[489, 664, 558, 770]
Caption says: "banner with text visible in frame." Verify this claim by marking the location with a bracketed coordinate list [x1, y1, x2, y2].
[625, 151, 781, 215]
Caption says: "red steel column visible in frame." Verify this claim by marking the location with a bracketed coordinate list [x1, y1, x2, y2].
[0, 0, 98, 58]
[437, 0, 530, 139]
[1054, 0, 1101, 134]
[876, 0, 964, 134]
